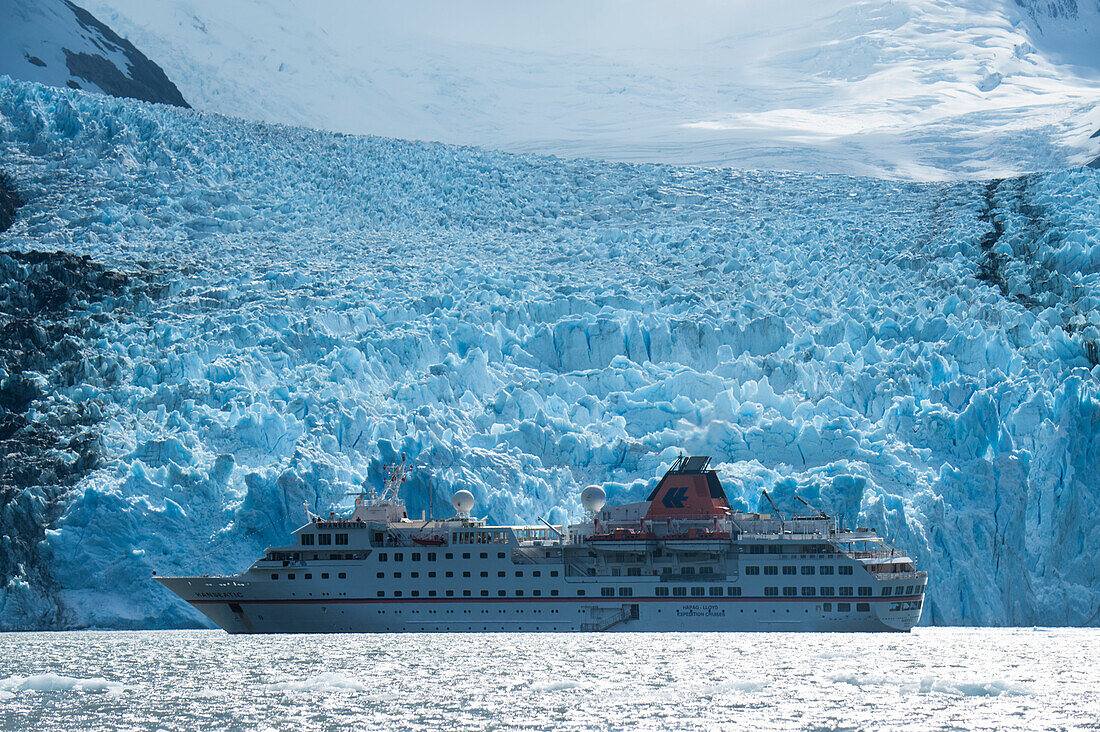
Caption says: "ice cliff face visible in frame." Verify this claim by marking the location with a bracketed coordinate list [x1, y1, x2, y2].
[0, 0, 188, 107]
[0, 78, 1098, 628]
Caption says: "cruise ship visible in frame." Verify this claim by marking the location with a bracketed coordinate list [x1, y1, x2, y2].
[157, 456, 927, 632]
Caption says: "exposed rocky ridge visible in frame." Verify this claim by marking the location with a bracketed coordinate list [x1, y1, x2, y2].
[0, 174, 21, 234]
[0, 250, 161, 628]
[0, 0, 188, 108]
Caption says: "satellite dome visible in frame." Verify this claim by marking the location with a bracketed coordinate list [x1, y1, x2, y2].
[452, 490, 475, 514]
[580, 485, 606, 514]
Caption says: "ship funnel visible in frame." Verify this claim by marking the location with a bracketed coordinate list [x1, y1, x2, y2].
[452, 490, 475, 515]
[580, 485, 606, 514]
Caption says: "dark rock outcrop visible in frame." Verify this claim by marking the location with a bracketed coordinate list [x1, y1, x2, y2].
[0, 251, 158, 627]
[0, 174, 21, 234]
[61, 1, 189, 108]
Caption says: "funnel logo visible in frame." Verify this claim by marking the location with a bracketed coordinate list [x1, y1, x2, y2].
[661, 486, 688, 508]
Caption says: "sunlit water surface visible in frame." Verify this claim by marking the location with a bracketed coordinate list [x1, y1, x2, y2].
[2, 629, 1098, 730]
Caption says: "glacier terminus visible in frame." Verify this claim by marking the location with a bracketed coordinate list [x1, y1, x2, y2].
[0, 72, 1097, 632]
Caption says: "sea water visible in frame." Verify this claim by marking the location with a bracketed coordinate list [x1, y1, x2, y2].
[1, 628, 1097, 730]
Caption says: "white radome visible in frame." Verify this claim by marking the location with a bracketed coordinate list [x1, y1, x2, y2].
[580, 485, 606, 514]
[451, 490, 475, 514]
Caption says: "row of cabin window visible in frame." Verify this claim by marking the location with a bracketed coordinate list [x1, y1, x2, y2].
[377, 551, 510, 562]
[882, 584, 923, 596]
[741, 544, 835, 554]
[743, 565, 855, 575]
[376, 570, 560, 579]
[377, 589, 562, 598]
[270, 572, 347, 580]
[300, 534, 349, 546]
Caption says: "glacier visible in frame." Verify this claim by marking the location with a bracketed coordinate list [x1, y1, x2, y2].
[0, 76, 1098, 629]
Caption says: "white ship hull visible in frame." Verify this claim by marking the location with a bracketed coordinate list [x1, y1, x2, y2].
[159, 577, 924, 633]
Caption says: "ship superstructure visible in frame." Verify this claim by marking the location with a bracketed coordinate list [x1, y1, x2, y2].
[158, 456, 927, 632]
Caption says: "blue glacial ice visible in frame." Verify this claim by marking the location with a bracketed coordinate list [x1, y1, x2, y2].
[0, 77, 1098, 628]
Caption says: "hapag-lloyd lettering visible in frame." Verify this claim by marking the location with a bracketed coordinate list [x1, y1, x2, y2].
[676, 603, 725, 618]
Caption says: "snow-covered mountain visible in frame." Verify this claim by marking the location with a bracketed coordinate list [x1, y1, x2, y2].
[82, 0, 1100, 179]
[1, 78, 1098, 629]
[0, 0, 188, 107]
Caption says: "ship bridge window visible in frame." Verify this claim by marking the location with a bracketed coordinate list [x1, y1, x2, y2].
[301, 534, 315, 545]
[335, 534, 348, 545]
[318, 534, 332, 545]
[839, 566, 853, 575]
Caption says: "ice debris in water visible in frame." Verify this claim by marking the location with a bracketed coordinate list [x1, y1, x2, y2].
[0, 673, 125, 696]
[0, 77, 1098, 629]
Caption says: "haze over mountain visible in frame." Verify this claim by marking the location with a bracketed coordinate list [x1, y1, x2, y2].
[83, 0, 1100, 179]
